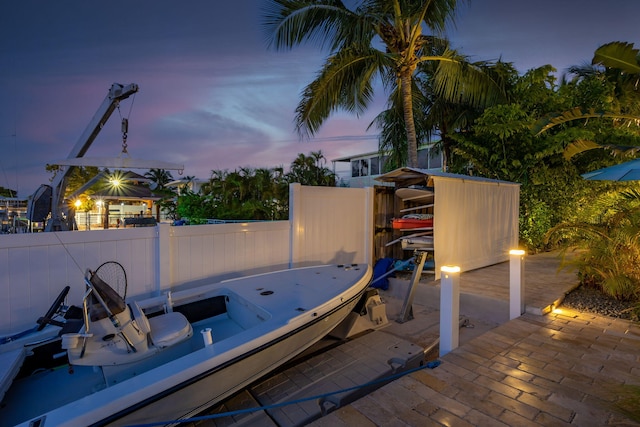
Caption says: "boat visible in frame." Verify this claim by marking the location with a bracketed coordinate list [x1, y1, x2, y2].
[392, 187, 435, 230]
[392, 214, 433, 229]
[0, 261, 372, 426]
[401, 235, 434, 250]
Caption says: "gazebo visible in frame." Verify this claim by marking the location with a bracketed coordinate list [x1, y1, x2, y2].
[86, 171, 163, 229]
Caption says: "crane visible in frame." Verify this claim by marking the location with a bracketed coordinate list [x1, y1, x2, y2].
[28, 83, 139, 231]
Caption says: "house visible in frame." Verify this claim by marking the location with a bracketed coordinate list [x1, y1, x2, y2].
[331, 145, 443, 188]
[165, 178, 207, 195]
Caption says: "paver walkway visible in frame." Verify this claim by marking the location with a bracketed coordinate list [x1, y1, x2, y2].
[310, 252, 640, 426]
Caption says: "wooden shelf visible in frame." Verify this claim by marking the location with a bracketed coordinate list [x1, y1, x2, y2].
[398, 227, 433, 232]
[400, 204, 434, 213]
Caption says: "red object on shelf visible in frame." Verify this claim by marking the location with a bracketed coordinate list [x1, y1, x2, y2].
[392, 218, 433, 229]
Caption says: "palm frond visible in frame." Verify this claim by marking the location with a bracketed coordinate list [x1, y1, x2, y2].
[563, 139, 640, 160]
[295, 46, 389, 137]
[431, 49, 508, 108]
[593, 41, 640, 74]
[533, 107, 640, 135]
[562, 139, 604, 160]
[263, 0, 369, 51]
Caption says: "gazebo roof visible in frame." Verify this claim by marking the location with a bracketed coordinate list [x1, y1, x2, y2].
[91, 184, 162, 201]
[90, 170, 162, 201]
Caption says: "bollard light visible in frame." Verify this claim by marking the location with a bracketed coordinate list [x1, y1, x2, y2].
[441, 265, 461, 275]
[509, 249, 525, 319]
[440, 265, 460, 357]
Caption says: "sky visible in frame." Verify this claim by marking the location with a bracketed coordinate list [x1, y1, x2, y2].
[0, 0, 638, 197]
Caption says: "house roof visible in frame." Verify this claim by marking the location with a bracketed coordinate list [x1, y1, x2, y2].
[110, 170, 151, 183]
[375, 167, 520, 187]
[330, 144, 437, 163]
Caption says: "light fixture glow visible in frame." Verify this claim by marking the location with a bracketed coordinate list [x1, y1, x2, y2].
[441, 266, 460, 273]
[509, 249, 525, 256]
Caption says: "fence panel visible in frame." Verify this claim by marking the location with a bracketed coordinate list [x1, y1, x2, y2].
[0, 184, 372, 334]
[0, 228, 157, 335]
[165, 221, 291, 289]
[290, 184, 372, 266]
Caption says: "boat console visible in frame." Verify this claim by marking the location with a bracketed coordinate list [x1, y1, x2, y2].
[62, 272, 193, 368]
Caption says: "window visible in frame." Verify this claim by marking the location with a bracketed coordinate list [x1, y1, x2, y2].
[351, 159, 369, 177]
[370, 157, 380, 175]
[351, 160, 361, 177]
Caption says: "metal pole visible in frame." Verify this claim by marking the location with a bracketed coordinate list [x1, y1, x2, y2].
[398, 250, 427, 323]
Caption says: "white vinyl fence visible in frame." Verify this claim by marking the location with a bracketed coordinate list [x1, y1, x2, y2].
[0, 184, 373, 334]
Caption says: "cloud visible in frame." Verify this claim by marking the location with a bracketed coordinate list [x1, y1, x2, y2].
[2, 0, 639, 196]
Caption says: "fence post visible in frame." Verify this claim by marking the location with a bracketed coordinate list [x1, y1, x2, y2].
[509, 249, 525, 319]
[439, 265, 460, 357]
[288, 183, 301, 268]
[156, 223, 171, 295]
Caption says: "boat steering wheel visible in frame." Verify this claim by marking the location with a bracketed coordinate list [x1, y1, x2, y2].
[36, 286, 70, 331]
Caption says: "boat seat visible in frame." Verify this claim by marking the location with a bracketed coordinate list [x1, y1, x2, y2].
[131, 301, 192, 348]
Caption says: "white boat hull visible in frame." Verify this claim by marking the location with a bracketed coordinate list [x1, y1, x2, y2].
[2, 264, 372, 427]
[108, 294, 360, 426]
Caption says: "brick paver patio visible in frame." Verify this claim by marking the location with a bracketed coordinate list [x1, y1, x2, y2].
[311, 252, 640, 426]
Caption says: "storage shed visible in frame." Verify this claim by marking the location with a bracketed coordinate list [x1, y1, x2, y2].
[376, 168, 520, 273]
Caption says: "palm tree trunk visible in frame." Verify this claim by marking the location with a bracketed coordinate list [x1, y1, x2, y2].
[441, 123, 450, 172]
[400, 71, 419, 168]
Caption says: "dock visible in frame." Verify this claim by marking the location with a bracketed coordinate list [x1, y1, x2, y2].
[191, 251, 640, 426]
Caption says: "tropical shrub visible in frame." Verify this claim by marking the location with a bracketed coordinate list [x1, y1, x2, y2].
[175, 151, 335, 223]
[519, 197, 553, 251]
[175, 190, 218, 224]
[546, 189, 640, 301]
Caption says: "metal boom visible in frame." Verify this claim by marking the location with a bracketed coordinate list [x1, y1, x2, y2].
[45, 83, 139, 231]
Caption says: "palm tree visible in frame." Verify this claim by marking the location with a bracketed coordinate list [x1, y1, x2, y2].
[144, 168, 176, 220]
[369, 45, 511, 170]
[288, 151, 336, 185]
[264, 0, 502, 168]
[144, 168, 174, 190]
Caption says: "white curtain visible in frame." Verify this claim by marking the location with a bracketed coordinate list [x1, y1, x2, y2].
[432, 176, 520, 273]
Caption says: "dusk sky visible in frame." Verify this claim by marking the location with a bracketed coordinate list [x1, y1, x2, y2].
[1, 1, 638, 197]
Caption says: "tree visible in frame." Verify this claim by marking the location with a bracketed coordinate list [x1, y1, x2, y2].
[287, 151, 336, 186]
[144, 168, 174, 190]
[144, 168, 177, 220]
[176, 152, 334, 223]
[194, 167, 289, 221]
[534, 41, 640, 137]
[263, 0, 503, 168]
[448, 65, 595, 251]
[0, 186, 17, 197]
